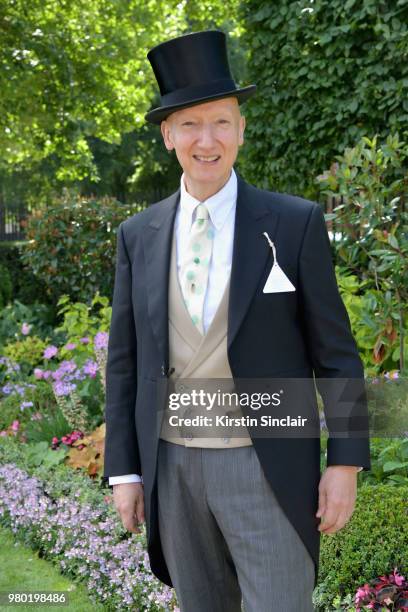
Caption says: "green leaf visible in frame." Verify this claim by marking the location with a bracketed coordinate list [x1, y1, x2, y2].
[383, 461, 408, 472]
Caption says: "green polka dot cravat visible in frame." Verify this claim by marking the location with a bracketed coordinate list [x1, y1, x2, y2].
[180, 203, 214, 334]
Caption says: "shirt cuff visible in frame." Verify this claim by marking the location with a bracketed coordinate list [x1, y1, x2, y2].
[109, 474, 143, 485]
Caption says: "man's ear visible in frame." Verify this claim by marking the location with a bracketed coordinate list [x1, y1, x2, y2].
[161, 120, 174, 151]
[239, 115, 246, 145]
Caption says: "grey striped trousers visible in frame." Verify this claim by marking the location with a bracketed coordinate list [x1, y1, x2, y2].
[157, 440, 315, 612]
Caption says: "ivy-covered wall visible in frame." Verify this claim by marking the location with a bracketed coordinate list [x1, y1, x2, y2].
[240, 0, 408, 199]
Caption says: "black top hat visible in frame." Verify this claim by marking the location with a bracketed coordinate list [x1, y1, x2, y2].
[145, 30, 256, 124]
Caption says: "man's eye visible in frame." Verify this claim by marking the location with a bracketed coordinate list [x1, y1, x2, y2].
[218, 119, 229, 124]
[182, 122, 194, 126]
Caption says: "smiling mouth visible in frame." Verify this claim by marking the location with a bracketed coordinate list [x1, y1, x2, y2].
[193, 155, 221, 164]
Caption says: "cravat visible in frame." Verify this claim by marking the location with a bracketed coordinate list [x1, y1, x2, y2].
[180, 203, 214, 334]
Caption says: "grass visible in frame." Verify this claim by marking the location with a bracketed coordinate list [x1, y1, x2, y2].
[0, 526, 105, 611]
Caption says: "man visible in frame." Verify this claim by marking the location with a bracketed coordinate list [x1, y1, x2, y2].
[103, 30, 370, 611]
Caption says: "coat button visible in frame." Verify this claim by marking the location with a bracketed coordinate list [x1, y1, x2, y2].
[223, 437, 230, 444]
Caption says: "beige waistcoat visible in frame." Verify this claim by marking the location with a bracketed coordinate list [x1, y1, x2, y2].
[159, 233, 252, 448]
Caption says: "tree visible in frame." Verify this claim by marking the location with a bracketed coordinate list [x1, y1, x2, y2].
[0, 0, 184, 180]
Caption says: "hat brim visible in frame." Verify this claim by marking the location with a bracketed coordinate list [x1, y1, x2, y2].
[144, 84, 256, 125]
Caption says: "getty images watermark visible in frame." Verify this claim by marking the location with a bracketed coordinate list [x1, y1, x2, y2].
[152, 377, 408, 439]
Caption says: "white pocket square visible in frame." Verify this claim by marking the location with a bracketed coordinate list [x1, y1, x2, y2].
[263, 263, 296, 293]
[262, 231, 296, 293]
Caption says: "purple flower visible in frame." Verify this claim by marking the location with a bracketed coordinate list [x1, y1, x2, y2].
[52, 360, 77, 381]
[64, 342, 77, 351]
[20, 401, 34, 411]
[53, 381, 77, 397]
[94, 332, 108, 350]
[80, 337, 90, 345]
[44, 346, 58, 359]
[83, 360, 98, 378]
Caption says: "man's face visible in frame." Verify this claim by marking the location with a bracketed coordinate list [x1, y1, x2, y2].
[160, 97, 245, 197]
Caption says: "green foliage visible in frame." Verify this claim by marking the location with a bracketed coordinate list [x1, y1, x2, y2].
[241, 1, 408, 198]
[0, 242, 52, 306]
[0, 394, 25, 431]
[337, 268, 408, 375]
[361, 438, 408, 486]
[0, 263, 12, 308]
[320, 134, 408, 373]
[54, 293, 111, 357]
[0, 0, 244, 202]
[314, 484, 408, 611]
[0, 299, 57, 351]
[25, 441, 67, 470]
[24, 408, 72, 447]
[0, 380, 57, 431]
[3, 336, 48, 372]
[20, 194, 143, 305]
[0, 0, 184, 178]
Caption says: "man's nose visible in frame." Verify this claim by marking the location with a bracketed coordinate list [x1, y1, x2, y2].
[196, 125, 216, 147]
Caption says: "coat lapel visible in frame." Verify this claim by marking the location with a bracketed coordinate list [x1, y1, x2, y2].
[228, 174, 280, 350]
[142, 172, 280, 367]
[142, 189, 180, 370]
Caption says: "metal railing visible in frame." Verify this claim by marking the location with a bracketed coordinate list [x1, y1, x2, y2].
[0, 204, 28, 241]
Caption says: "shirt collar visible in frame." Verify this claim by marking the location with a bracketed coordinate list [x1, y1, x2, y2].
[179, 167, 237, 231]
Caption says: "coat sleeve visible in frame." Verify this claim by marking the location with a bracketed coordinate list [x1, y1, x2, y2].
[103, 222, 142, 478]
[298, 203, 371, 471]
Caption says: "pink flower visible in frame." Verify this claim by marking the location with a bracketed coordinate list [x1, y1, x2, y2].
[0, 431, 7, 437]
[392, 568, 405, 586]
[34, 368, 44, 379]
[11, 420, 20, 431]
[52, 437, 59, 444]
[21, 322, 31, 335]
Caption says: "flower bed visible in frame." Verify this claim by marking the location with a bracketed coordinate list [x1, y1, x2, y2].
[0, 461, 178, 611]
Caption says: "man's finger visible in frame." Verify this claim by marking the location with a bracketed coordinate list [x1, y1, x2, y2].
[318, 506, 339, 532]
[121, 507, 141, 533]
[136, 497, 145, 524]
[316, 489, 326, 518]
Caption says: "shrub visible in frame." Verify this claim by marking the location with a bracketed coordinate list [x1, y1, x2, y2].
[318, 134, 408, 374]
[361, 438, 408, 487]
[20, 194, 144, 305]
[314, 484, 408, 611]
[0, 300, 58, 351]
[0, 242, 50, 306]
[3, 336, 48, 373]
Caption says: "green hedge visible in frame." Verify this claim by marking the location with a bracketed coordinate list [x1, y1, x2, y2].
[241, 0, 408, 198]
[314, 483, 408, 610]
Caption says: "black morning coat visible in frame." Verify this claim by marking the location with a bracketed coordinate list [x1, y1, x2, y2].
[103, 171, 371, 589]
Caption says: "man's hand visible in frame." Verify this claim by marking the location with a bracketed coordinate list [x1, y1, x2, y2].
[112, 482, 145, 534]
[316, 465, 359, 534]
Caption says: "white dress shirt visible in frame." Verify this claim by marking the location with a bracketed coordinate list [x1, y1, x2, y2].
[109, 168, 238, 486]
